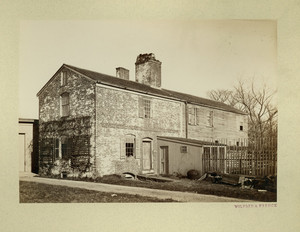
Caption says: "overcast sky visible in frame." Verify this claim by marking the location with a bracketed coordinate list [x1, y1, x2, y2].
[19, 20, 277, 119]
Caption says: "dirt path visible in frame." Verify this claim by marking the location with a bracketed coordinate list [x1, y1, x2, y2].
[19, 173, 252, 202]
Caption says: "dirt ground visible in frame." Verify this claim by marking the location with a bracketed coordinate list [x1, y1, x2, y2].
[61, 174, 277, 202]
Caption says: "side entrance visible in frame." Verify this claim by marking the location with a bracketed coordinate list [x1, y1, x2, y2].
[159, 146, 169, 175]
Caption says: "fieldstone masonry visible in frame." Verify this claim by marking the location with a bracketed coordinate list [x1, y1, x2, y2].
[37, 53, 248, 178]
[135, 53, 162, 87]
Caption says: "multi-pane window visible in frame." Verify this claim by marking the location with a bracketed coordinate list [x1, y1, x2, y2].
[61, 71, 67, 86]
[61, 93, 70, 117]
[208, 111, 214, 127]
[144, 99, 151, 118]
[188, 106, 200, 125]
[180, 146, 187, 153]
[54, 138, 60, 159]
[61, 136, 71, 159]
[126, 143, 134, 157]
[139, 97, 151, 118]
[125, 135, 135, 157]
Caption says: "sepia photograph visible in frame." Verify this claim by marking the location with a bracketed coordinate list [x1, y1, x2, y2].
[1, 1, 300, 232]
[19, 20, 277, 203]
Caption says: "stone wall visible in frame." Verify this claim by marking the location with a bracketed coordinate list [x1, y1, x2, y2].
[95, 85, 185, 176]
[38, 68, 97, 175]
[135, 53, 161, 87]
[39, 68, 95, 123]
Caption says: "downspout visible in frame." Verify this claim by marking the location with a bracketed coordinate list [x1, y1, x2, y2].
[185, 101, 188, 139]
[93, 83, 97, 177]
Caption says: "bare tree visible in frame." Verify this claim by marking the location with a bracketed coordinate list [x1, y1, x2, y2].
[207, 80, 277, 140]
[206, 89, 239, 108]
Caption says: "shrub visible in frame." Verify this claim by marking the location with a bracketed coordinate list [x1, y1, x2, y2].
[187, 170, 200, 180]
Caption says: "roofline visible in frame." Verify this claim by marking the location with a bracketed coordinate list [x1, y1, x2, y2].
[36, 64, 65, 97]
[37, 64, 246, 115]
[19, 118, 38, 123]
[157, 137, 203, 147]
[96, 82, 246, 115]
[157, 136, 226, 146]
[96, 82, 184, 103]
[36, 64, 98, 97]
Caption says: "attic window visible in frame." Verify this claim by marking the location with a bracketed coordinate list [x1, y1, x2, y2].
[240, 122, 244, 131]
[61, 71, 67, 86]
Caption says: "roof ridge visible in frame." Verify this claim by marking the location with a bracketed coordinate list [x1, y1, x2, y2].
[63, 64, 245, 115]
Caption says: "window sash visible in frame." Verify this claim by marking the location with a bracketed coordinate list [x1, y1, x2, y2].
[61, 93, 70, 117]
[125, 143, 134, 157]
[208, 111, 213, 127]
[143, 99, 151, 118]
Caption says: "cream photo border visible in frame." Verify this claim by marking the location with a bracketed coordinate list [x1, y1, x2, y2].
[0, 1, 299, 232]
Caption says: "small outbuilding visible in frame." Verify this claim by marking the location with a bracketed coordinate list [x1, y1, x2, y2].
[19, 118, 39, 173]
[157, 136, 226, 176]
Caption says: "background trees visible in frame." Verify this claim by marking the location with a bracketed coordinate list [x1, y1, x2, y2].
[207, 80, 277, 141]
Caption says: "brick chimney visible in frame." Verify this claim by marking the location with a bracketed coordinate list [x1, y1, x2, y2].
[135, 53, 161, 87]
[116, 67, 129, 80]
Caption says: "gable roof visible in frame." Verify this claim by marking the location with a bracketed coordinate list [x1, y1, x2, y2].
[38, 64, 245, 115]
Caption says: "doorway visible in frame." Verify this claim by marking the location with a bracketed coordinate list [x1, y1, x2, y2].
[159, 146, 169, 175]
[142, 141, 152, 170]
[19, 133, 25, 172]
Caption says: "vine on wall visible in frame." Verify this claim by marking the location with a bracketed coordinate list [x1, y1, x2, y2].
[39, 116, 92, 177]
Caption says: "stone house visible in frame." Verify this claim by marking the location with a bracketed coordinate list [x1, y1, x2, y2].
[37, 53, 247, 177]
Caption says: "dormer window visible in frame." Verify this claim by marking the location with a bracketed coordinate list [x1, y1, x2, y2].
[61, 71, 67, 86]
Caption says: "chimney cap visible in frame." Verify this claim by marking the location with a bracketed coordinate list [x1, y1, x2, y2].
[135, 53, 161, 65]
[116, 67, 129, 71]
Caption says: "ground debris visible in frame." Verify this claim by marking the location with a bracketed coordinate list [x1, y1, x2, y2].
[201, 172, 277, 192]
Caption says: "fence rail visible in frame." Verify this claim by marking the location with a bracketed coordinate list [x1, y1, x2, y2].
[202, 137, 277, 177]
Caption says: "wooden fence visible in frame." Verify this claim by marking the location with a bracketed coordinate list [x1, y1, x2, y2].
[202, 137, 277, 177]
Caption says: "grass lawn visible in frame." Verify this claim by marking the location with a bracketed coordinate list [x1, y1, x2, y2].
[19, 181, 175, 203]
[73, 175, 276, 202]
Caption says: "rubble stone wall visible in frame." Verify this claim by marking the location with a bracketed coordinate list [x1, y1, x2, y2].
[38, 68, 97, 175]
[95, 85, 185, 176]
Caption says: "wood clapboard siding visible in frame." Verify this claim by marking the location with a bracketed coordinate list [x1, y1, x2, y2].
[187, 104, 248, 143]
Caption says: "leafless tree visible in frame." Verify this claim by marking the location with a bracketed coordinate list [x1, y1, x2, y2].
[207, 80, 277, 140]
[207, 89, 239, 108]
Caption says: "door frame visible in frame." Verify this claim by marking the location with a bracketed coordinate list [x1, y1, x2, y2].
[142, 138, 153, 171]
[19, 133, 26, 172]
[159, 146, 169, 175]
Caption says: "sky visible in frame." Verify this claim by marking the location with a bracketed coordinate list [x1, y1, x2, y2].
[19, 20, 277, 119]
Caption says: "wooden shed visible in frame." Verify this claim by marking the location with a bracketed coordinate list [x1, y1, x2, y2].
[19, 118, 39, 173]
[157, 136, 226, 176]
